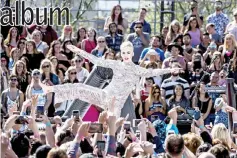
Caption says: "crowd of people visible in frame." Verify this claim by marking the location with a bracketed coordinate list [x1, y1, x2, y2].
[1, 0, 237, 157]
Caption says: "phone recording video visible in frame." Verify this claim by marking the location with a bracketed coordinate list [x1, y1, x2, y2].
[135, 130, 140, 140]
[233, 122, 237, 134]
[72, 110, 80, 122]
[193, 110, 201, 120]
[96, 141, 105, 158]
[15, 116, 28, 124]
[36, 106, 44, 118]
[89, 123, 103, 133]
[133, 119, 142, 127]
[124, 121, 131, 134]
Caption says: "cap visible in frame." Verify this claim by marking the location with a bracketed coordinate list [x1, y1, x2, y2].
[206, 23, 215, 28]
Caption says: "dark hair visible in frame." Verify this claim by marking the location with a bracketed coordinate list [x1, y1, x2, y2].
[111, 5, 123, 25]
[141, 7, 147, 12]
[104, 48, 116, 59]
[31, 140, 43, 155]
[76, 27, 87, 42]
[134, 21, 144, 26]
[80, 138, 94, 153]
[56, 130, 74, 147]
[173, 84, 185, 99]
[173, 34, 184, 45]
[196, 143, 213, 157]
[209, 144, 230, 158]
[186, 17, 200, 31]
[47, 40, 61, 59]
[152, 35, 162, 42]
[116, 142, 126, 157]
[35, 145, 52, 158]
[10, 133, 30, 157]
[203, 32, 209, 36]
[183, 32, 192, 39]
[19, 56, 30, 71]
[165, 135, 184, 157]
[9, 74, 18, 79]
[62, 39, 73, 51]
[197, 82, 209, 98]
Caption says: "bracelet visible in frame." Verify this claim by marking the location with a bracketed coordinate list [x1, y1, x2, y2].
[199, 125, 205, 129]
[45, 122, 51, 127]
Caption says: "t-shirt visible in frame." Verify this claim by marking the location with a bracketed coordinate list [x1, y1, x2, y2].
[36, 41, 49, 54]
[161, 77, 190, 101]
[77, 68, 89, 83]
[140, 47, 165, 61]
[127, 33, 150, 63]
[210, 33, 222, 43]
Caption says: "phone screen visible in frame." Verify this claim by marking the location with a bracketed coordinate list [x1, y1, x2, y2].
[233, 122, 237, 134]
[72, 110, 80, 121]
[151, 115, 159, 122]
[124, 122, 131, 134]
[36, 106, 44, 117]
[89, 123, 103, 133]
[133, 119, 142, 127]
[97, 141, 105, 158]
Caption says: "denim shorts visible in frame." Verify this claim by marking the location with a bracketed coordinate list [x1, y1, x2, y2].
[204, 113, 215, 125]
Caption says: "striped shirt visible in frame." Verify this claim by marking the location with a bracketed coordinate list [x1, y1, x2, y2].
[161, 77, 190, 101]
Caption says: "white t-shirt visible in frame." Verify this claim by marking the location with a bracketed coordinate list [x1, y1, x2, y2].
[36, 41, 49, 53]
[77, 68, 89, 83]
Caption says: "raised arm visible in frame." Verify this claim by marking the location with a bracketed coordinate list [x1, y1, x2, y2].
[67, 45, 116, 68]
[136, 66, 173, 78]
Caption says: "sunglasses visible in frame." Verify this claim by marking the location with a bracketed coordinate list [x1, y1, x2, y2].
[220, 75, 225, 79]
[42, 65, 50, 69]
[70, 72, 77, 75]
[75, 60, 82, 63]
[33, 72, 40, 76]
[153, 91, 160, 94]
[98, 41, 105, 43]
[65, 28, 72, 31]
[135, 26, 142, 28]
[10, 78, 17, 82]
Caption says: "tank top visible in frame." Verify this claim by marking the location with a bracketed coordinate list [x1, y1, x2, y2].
[141, 90, 149, 102]
[149, 101, 163, 111]
[188, 29, 201, 47]
[6, 89, 20, 112]
[84, 39, 96, 54]
[32, 88, 46, 107]
[197, 97, 211, 114]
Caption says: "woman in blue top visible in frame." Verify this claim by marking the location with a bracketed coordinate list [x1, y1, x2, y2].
[145, 84, 167, 121]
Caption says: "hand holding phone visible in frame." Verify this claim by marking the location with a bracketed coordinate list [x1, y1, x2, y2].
[133, 119, 142, 127]
[123, 121, 131, 134]
[96, 141, 105, 158]
[89, 123, 103, 133]
[72, 110, 80, 122]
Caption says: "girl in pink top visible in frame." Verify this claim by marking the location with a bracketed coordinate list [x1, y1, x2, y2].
[185, 17, 203, 47]
[81, 28, 97, 71]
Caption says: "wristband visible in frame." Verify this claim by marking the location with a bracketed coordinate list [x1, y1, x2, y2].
[45, 122, 51, 127]
[199, 125, 205, 129]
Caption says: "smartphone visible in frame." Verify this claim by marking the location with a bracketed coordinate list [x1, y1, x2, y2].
[135, 130, 140, 140]
[36, 106, 44, 117]
[151, 115, 159, 122]
[97, 141, 105, 158]
[123, 121, 131, 134]
[72, 110, 80, 122]
[89, 123, 103, 133]
[15, 116, 28, 124]
[133, 119, 142, 127]
[233, 122, 237, 134]
[193, 110, 201, 120]
[13, 111, 20, 115]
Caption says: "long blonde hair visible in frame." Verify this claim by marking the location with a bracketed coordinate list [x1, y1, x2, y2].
[12, 60, 27, 77]
[223, 34, 237, 52]
[39, 59, 55, 74]
[211, 123, 232, 149]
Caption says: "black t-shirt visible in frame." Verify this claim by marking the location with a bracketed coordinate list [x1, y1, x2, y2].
[22, 53, 45, 71]
[183, 13, 204, 27]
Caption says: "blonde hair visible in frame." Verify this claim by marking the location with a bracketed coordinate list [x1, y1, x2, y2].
[32, 30, 42, 40]
[182, 132, 203, 154]
[120, 41, 134, 52]
[223, 34, 237, 52]
[12, 60, 27, 76]
[65, 66, 77, 80]
[211, 123, 232, 149]
[39, 59, 55, 74]
[60, 25, 73, 41]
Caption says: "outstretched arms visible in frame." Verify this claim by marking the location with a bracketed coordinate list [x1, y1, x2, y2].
[67, 45, 116, 68]
[136, 66, 174, 77]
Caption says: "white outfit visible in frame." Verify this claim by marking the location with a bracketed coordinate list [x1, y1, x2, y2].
[76, 67, 89, 83]
[36, 41, 49, 53]
[51, 50, 172, 117]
